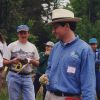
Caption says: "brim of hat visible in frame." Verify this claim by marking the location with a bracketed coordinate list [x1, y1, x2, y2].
[47, 17, 81, 25]
[17, 30, 29, 32]
[44, 43, 52, 46]
[89, 42, 97, 44]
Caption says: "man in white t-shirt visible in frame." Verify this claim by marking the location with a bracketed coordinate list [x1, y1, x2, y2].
[3, 25, 39, 100]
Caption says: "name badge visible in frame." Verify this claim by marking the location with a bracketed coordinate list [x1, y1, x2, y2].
[67, 66, 76, 74]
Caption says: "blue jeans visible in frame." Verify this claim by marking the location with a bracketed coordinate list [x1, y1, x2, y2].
[96, 70, 100, 100]
[6, 71, 35, 100]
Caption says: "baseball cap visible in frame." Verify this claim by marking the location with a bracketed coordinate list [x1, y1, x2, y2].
[89, 38, 97, 44]
[45, 41, 54, 47]
[17, 25, 29, 32]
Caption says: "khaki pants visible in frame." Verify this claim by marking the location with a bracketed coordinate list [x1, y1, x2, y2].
[45, 91, 66, 100]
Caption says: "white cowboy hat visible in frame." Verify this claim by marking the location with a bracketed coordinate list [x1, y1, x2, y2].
[48, 9, 81, 25]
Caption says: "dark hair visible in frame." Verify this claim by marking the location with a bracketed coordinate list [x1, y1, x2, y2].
[0, 33, 5, 43]
[56, 22, 76, 31]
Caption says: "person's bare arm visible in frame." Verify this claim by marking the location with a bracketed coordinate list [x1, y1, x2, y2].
[3, 58, 19, 65]
[30, 59, 39, 67]
[0, 67, 4, 71]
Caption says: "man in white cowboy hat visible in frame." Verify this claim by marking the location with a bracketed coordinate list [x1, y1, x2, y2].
[40, 9, 96, 100]
[3, 25, 39, 100]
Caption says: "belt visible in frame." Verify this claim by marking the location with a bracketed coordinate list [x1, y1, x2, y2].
[9, 69, 32, 75]
[49, 90, 80, 97]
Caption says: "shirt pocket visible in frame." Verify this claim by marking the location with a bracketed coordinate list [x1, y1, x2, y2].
[63, 56, 81, 78]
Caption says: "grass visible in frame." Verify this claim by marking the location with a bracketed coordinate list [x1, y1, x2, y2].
[0, 88, 9, 100]
[0, 72, 43, 100]
[0, 86, 42, 100]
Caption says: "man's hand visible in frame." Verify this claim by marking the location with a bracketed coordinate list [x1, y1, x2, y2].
[45, 50, 51, 55]
[27, 58, 31, 63]
[11, 58, 20, 64]
[39, 74, 49, 85]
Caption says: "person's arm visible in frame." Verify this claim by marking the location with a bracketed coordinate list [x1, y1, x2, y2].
[81, 47, 96, 100]
[0, 53, 3, 70]
[30, 59, 39, 67]
[3, 58, 19, 65]
[3, 59, 11, 65]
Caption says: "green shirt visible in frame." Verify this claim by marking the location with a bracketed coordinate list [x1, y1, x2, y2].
[36, 52, 49, 75]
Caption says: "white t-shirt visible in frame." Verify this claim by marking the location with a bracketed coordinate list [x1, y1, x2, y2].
[0, 42, 7, 68]
[3, 40, 39, 73]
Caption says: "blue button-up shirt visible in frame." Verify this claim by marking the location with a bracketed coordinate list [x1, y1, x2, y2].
[46, 37, 96, 100]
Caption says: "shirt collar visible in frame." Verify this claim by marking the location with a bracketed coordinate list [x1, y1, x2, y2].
[64, 35, 76, 45]
[60, 35, 79, 47]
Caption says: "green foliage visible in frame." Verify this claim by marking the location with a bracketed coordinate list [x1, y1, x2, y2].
[0, 0, 100, 48]
[67, 0, 100, 45]
[29, 34, 38, 43]
[0, 0, 58, 49]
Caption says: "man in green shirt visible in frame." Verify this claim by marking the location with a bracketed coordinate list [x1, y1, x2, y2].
[34, 41, 54, 100]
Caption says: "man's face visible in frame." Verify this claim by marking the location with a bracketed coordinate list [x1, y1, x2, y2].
[90, 43, 97, 51]
[52, 23, 68, 40]
[18, 31, 30, 43]
[45, 45, 53, 55]
[45, 45, 52, 52]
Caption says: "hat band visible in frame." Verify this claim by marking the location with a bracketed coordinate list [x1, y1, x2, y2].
[52, 17, 74, 21]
